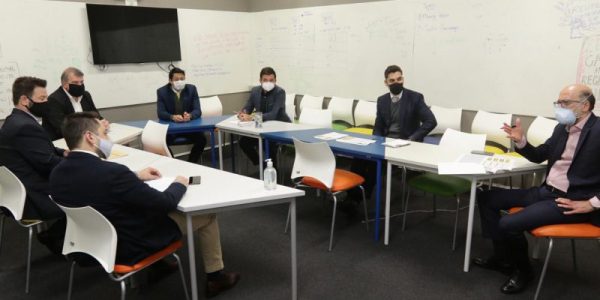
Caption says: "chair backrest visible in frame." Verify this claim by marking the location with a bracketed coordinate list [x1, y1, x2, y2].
[354, 100, 377, 127]
[471, 110, 512, 149]
[58, 204, 118, 273]
[327, 97, 355, 126]
[298, 107, 332, 128]
[141, 120, 172, 157]
[299, 95, 324, 112]
[527, 116, 558, 147]
[429, 105, 462, 135]
[290, 138, 336, 189]
[200, 96, 223, 117]
[0, 166, 26, 220]
[439, 128, 486, 153]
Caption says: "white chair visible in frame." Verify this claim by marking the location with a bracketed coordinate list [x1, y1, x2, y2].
[286, 93, 296, 106]
[58, 204, 189, 300]
[286, 104, 296, 121]
[527, 116, 558, 147]
[327, 97, 355, 126]
[200, 96, 223, 117]
[0, 166, 44, 293]
[429, 105, 462, 135]
[141, 120, 172, 157]
[353, 100, 377, 127]
[471, 110, 513, 152]
[299, 95, 324, 112]
[286, 138, 369, 251]
[298, 107, 332, 128]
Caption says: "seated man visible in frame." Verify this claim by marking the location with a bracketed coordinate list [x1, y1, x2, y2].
[50, 112, 239, 297]
[474, 84, 600, 294]
[238, 67, 290, 166]
[0, 76, 67, 253]
[157, 67, 207, 163]
[349, 65, 437, 202]
[43, 67, 109, 140]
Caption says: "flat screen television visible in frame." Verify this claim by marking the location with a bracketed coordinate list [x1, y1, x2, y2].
[86, 4, 181, 64]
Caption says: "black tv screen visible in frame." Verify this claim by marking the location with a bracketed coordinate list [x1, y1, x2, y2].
[86, 4, 181, 64]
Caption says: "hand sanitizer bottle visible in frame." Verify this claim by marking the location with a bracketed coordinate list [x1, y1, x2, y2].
[264, 159, 277, 190]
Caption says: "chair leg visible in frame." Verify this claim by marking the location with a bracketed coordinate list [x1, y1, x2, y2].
[120, 280, 127, 300]
[173, 253, 190, 300]
[25, 226, 33, 293]
[328, 194, 338, 252]
[358, 186, 369, 232]
[571, 239, 577, 272]
[452, 196, 460, 251]
[67, 261, 76, 300]
[534, 238, 554, 300]
[402, 187, 411, 231]
[0, 215, 5, 254]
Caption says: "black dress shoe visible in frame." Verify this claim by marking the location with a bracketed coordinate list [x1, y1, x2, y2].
[500, 269, 534, 294]
[206, 271, 240, 298]
[472, 256, 515, 276]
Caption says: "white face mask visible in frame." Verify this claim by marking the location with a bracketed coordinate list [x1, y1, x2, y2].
[261, 81, 275, 92]
[173, 80, 186, 92]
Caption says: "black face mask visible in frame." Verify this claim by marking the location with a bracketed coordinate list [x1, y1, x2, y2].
[389, 82, 403, 95]
[68, 84, 85, 97]
[26, 97, 47, 117]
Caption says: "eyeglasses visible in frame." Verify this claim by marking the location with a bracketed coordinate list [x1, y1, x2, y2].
[553, 99, 583, 108]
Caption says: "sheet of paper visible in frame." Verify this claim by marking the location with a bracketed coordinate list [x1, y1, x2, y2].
[457, 153, 488, 164]
[145, 177, 176, 192]
[108, 149, 128, 159]
[382, 139, 410, 148]
[315, 132, 348, 140]
[336, 136, 376, 146]
[438, 162, 486, 175]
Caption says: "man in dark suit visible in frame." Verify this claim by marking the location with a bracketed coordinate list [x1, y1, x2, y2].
[474, 84, 600, 294]
[0, 76, 67, 252]
[51, 113, 238, 297]
[238, 67, 290, 166]
[349, 65, 437, 202]
[156, 67, 207, 163]
[43, 67, 109, 140]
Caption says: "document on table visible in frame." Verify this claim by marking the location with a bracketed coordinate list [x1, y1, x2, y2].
[315, 132, 348, 140]
[438, 153, 515, 175]
[438, 162, 486, 175]
[382, 139, 410, 148]
[336, 136, 376, 146]
[108, 149, 128, 159]
[145, 177, 176, 192]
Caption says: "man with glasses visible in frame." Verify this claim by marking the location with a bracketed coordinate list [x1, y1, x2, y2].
[473, 84, 600, 294]
[43, 67, 109, 140]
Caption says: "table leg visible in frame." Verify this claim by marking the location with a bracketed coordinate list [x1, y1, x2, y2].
[210, 130, 216, 168]
[463, 178, 477, 272]
[290, 199, 297, 300]
[218, 130, 223, 170]
[385, 162, 392, 245]
[259, 136, 264, 180]
[231, 134, 236, 173]
[374, 159, 382, 241]
[186, 214, 198, 300]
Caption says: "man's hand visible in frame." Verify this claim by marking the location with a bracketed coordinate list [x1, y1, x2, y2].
[183, 112, 191, 122]
[137, 167, 162, 181]
[238, 112, 253, 122]
[555, 198, 595, 215]
[174, 175, 189, 187]
[172, 114, 184, 122]
[501, 117, 524, 144]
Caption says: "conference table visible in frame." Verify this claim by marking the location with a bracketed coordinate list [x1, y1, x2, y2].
[121, 115, 233, 168]
[216, 116, 320, 180]
[52, 122, 143, 149]
[261, 128, 387, 242]
[384, 141, 546, 272]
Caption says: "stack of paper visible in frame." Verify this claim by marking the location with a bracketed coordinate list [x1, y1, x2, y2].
[315, 132, 348, 140]
[145, 177, 176, 192]
[336, 136, 376, 146]
[382, 139, 410, 148]
[437, 153, 515, 175]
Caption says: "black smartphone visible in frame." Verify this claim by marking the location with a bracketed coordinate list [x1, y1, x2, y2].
[189, 176, 201, 185]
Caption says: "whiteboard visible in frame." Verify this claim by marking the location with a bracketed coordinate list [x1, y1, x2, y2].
[0, 0, 253, 119]
[253, 0, 600, 117]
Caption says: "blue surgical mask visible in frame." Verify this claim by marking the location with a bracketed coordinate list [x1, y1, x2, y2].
[554, 107, 576, 126]
[93, 134, 113, 159]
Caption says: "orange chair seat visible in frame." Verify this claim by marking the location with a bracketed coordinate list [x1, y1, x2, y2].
[508, 207, 600, 238]
[113, 240, 182, 274]
[301, 169, 364, 192]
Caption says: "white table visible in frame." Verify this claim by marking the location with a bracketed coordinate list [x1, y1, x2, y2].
[384, 141, 546, 272]
[216, 116, 319, 179]
[52, 122, 143, 149]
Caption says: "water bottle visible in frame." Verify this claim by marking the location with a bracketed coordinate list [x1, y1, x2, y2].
[254, 111, 263, 128]
[264, 159, 277, 190]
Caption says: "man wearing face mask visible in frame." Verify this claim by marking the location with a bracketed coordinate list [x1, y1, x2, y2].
[157, 67, 207, 163]
[473, 84, 600, 294]
[43, 67, 109, 140]
[347, 65, 436, 207]
[0, 76, 68, 254]
[238, 67, 290, 166]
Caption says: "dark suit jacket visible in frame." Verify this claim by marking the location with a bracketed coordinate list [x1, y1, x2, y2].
[0, 109, 65, 219]
[242, 85, 290, 122]
[373, 88, 437, 141]
[43, 87, 102, 140]
[50, 152, 186, 265]
[156, 83, 201, 121]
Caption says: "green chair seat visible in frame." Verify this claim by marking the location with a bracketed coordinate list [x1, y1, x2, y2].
[332, 121, 351, 131]
[408, 173, 471, 198]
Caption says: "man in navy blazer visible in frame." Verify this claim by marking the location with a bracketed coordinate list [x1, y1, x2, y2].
[156, 67, 207, 163]
[474, 84, 600, 294]
[43, 67, 108, 140]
